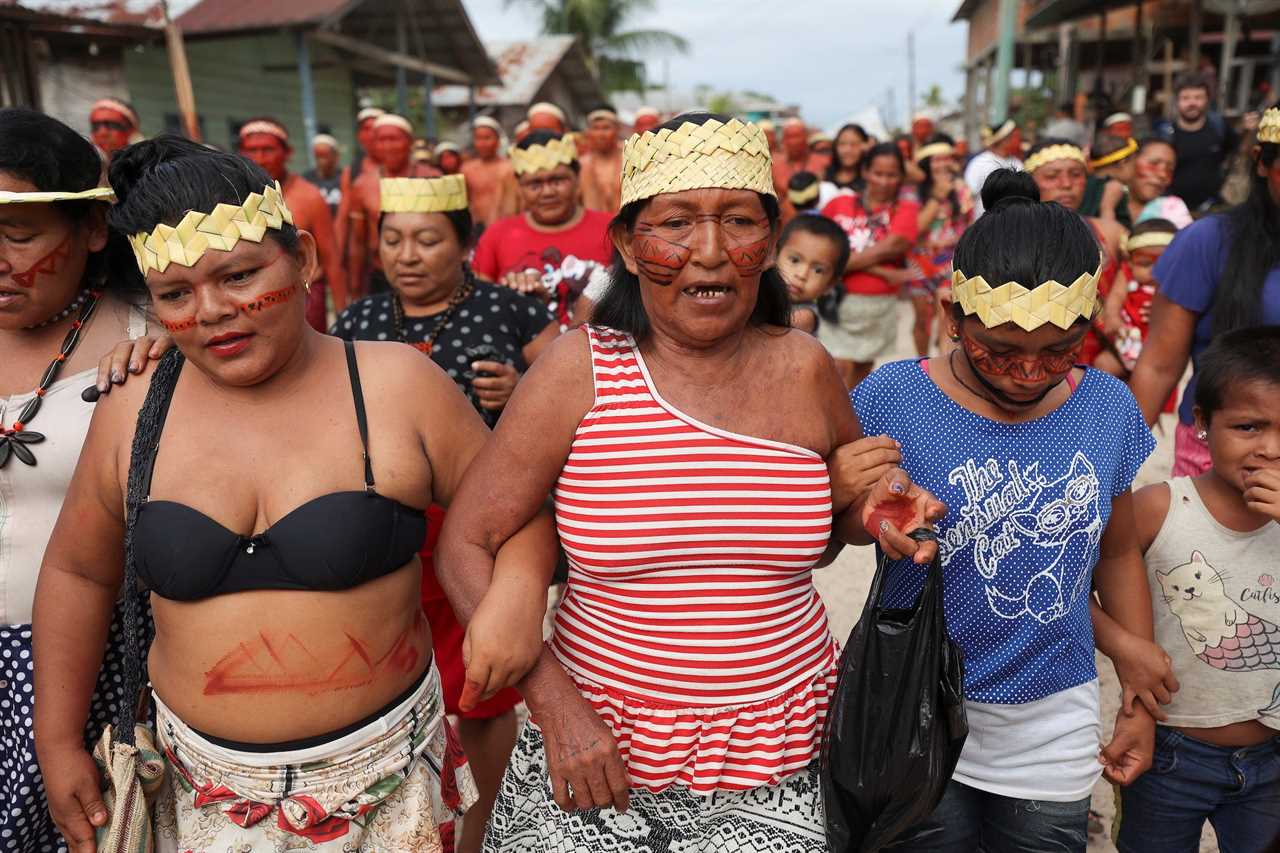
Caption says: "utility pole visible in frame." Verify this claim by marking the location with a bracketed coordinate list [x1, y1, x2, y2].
[907, 31, 916, 124]
[991, 0, 1017, 124]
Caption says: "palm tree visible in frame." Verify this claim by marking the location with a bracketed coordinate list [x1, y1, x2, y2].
[506, 0, 690, 93]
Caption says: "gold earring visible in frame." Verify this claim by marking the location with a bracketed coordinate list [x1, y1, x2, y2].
[303, 279, 312, 293]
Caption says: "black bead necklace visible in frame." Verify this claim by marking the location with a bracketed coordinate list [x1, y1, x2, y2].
[0, 289, 102, 468]
[390, 264, 476, 355]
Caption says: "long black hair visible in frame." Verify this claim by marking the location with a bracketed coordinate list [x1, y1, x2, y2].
[951, 169, 1099, 322]
[0, 107, 136, 296]
[1211, 137, 1279, 337]
[593, 112, 789, 340]
[917, 132, 960, 214]
[825, 123, 868, 184]
[107, 134, 301, 287]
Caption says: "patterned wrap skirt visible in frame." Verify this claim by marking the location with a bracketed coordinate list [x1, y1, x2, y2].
[1, 594, 149, 853]
[483, 721, 827, 853]
[153, 662, 477, 852]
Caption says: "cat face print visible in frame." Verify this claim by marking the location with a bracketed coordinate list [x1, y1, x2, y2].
[1156, 550, 1228, 611]
[1009, 452, 1101, 547]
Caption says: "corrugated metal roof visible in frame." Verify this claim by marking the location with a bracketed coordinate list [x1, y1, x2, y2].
[0, 0, 193, 26]
[433, 36, 601, 108]
[174, 0, 498, 85]
[176, 0, 348, 33]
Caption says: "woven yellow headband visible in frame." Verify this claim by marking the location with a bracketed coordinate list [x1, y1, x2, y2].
[982, 119, 1016, 147]
[509, 135, 578, 176]
[0, 187, 116, 204]
[620, 117, 775, 208]
[1259, 108, 1280, 144]
[1089, 138, 1137, 169]
[788, 182, 820, 206]
[129, 181, 294, 276]
[914, 142, 954, 164]
[1024, 144, 1086, 174]
[380, 175, 468, 213]
[952, 264, 1102, 332]
[1125, 231, 1174, 253]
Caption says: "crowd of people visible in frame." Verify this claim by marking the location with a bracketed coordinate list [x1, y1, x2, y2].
[0, 65, 1277, 853]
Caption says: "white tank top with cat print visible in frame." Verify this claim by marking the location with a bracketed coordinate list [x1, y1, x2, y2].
[1146, 477, 1280, 730]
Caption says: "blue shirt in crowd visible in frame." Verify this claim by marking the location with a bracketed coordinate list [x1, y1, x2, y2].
[1154, 214, 1280, 424]
[852, 360, 1155, 704]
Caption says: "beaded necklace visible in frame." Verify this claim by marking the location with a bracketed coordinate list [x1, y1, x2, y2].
[0, 289, 102, 468]
[22, 287, 91, 331]
[389, 264, 477, 355]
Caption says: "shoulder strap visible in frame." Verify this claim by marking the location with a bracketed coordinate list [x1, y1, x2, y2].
[119, 348, 184, 746]
[343, 340, 375, 492]
[134, 353, 183, 502]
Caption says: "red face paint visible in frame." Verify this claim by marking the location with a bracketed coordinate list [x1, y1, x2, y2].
[632, 224, 691, 285]
[725, 236, 770, 277]
[962, 336, 1079, 383]
[237, 283, 299, 315]
[11, 234, 71, 288]
[160, 316, 198, 333]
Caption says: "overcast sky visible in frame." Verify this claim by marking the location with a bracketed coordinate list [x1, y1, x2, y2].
[462, 0, 970, 130]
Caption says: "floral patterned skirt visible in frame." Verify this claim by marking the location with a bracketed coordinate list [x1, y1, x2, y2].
[153, 662, 477, 852]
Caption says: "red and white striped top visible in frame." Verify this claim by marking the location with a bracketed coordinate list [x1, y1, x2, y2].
[550, 326, 839, 793]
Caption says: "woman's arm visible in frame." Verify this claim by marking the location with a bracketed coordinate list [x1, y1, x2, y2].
[33, 376, 142, 853]
[846, 234, 911, 272]
[437, 330, 631, 813]
[917, 198, 942, 231]
[1094, 489, 1158, 784]
[1128, 294, 1197, 425]
[1092, 483, 1179, 719]
[521, 318, 562, 365]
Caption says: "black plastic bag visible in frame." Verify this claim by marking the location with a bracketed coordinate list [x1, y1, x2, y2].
[821, 538, 968, 853]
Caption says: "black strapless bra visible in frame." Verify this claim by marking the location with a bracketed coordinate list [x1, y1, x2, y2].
[132, 340, 427, 601]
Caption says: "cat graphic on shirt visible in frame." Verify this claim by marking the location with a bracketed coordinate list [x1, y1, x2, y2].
[981, 452, 1103, 625]
[1156, 551, 1280, 717]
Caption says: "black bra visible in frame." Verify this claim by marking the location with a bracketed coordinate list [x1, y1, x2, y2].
[132, 340, 427, 602]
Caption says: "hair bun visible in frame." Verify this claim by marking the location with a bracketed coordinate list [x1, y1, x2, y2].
[107, 134, 208, 206]
[981, 168, 1040, 212]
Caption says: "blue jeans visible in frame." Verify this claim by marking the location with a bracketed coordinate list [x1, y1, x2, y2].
[1116, 726, 1280, 853]
[885, 779, 1090, 852]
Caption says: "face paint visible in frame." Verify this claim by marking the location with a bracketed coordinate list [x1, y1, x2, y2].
[725, 236, 770, 277]
[11, 234, 71, 288]
[237, 282, 299, 315]
[632, 224, 691, 285]
[204, 613, 424, 696]
[962, 336, 1079, 382]
[160, 316, 198, 333]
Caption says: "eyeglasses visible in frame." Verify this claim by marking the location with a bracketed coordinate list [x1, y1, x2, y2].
[91, 120, 129, 133]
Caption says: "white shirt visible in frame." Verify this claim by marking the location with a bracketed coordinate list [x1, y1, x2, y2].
[963, 150, 1024, 217]
[953, 679, 1102, 802]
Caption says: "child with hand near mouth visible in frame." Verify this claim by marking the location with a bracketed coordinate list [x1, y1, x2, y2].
[1109, 326, 1280, 853]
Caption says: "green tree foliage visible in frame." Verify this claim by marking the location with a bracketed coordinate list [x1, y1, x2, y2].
[506, 0, 689, 92]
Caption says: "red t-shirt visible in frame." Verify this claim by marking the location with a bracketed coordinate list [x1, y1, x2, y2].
[821, 192, 920, 296]
[472, 209, 613, 291]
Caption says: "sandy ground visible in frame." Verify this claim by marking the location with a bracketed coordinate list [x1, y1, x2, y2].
[808, 306, 1217, 852]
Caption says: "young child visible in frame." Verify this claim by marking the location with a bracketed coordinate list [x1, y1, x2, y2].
[1114, 326, 1280, 853]
[787, 170, 822, 214]
[775, 213, 850, 335]
[1107, 218, 1178, 376]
